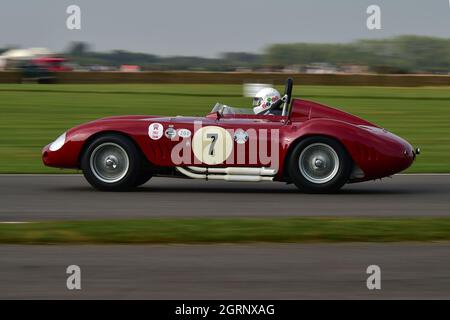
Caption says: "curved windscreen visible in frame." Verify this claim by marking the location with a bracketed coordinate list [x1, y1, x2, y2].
[210, 102, 253, 115]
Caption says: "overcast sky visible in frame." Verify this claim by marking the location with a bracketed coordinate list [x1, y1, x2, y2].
[1, 0, 449, 57]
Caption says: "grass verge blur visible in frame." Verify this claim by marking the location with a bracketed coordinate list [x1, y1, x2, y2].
[1, 218, 450, 244]
[0, 84, 449, 173]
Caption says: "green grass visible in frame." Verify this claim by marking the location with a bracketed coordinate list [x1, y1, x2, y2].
[1, 218, 450, 244]
[0, 84, 449, 173]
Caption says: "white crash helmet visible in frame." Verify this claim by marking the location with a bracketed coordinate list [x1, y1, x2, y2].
[252, 87, 281, 114]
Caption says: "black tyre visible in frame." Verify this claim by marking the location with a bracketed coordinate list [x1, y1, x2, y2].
[81, 134, 142, 191]
[287, 136, 352, 193]
[134, 171, 153, 187]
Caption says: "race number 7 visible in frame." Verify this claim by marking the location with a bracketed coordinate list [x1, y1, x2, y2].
[207, 133, 218, 156]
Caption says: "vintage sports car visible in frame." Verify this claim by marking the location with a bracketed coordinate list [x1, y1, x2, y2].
[42, 79, 419, 193]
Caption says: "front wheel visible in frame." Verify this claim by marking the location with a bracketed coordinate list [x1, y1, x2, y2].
[287, 136, 352, 193]
[81, 134, 142, 191]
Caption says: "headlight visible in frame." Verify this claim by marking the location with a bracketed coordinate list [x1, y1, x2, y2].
[49, 132, 66, 151]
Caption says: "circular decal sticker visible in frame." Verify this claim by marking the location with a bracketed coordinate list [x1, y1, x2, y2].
[148, 123, 163, 140]
[178, 128, 192, 138]
[234, 129, 249, 145]
[192, 126, 233, 165]
[165, 127, 177, 139]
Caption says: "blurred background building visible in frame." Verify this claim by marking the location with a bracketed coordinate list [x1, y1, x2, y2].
[1, 35, 449, 75]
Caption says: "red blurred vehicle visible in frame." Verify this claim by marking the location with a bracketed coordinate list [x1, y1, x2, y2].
[42, 79, 419, 193]
[32, 57, 72, 72]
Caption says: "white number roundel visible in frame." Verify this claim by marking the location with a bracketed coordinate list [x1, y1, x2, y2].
[192, 126, 233, 165]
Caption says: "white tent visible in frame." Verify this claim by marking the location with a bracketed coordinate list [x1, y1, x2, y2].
[28, 47, 53, 57]
[1, 49, 33, 60]
[0, 48, 53, 60]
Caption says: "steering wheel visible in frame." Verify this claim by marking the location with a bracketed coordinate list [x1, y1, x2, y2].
[256, 99, 284, 115]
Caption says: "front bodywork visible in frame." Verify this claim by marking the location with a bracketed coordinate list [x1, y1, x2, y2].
[42, 99, 415, 182]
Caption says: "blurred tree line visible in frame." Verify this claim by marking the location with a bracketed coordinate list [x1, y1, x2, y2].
[266, 35, 450, 74]
[65, 42, 255, 71]
[58, 35, 450, 73]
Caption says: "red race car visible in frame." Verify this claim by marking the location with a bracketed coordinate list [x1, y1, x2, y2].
[42, 79, 419, 193]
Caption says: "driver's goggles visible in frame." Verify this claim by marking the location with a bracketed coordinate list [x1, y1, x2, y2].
[252, 97, 262, 107]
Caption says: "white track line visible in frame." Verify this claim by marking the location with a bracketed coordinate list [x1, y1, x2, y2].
[1, 173, 450, 177]
[0, 221, 31, 224]
[0, 174, 83, 177]
[397, 173, 450, 176]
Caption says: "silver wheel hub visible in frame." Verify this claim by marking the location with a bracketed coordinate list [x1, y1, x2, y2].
[105, 156, 118, 169]
[299, 143, 340, 184]
[90, 143, 129, 183]
[314, 158, 325, 169]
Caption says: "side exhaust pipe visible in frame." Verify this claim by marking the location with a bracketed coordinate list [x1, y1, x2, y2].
[187, 166, 277, 176]
[176, 167, 275, 182]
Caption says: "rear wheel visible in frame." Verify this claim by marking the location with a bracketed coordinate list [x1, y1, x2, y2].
[81, 134, 142, 191]
[134, 171, 153, 187]
[287, 136, 352, 193]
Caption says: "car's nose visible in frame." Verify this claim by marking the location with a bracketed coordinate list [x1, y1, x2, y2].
[42, 144, 51, 166]
[394, 139, 415, 172]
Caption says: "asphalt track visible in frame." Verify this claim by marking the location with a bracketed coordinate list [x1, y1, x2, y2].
[0, 174, 449, 221]
[1, 243, 450, 299]
[2, 174, 450, 299]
